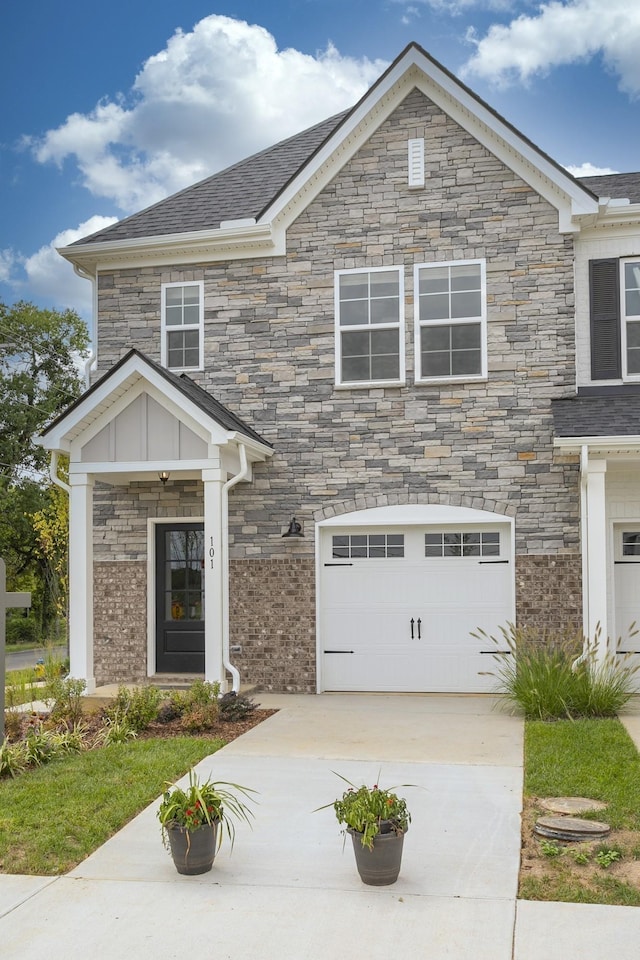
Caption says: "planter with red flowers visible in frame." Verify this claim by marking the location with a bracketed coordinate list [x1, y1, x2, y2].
[323, 774, 413, 886]
[157, 771, 256, 875]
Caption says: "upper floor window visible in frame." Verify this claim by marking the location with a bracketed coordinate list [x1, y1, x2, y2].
[161, 281, 204, 372]
[335, 268, 404, 386]
[415, 259, 487, 383]
[589, 257, 640, 382]
[622, 260, 640, 378]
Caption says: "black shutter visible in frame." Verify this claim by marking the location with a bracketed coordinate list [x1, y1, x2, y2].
[590, 258, 621, 380]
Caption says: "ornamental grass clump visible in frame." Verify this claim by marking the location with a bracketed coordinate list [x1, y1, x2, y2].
[328, 774, 412, 850]
[476, 622, 640, 720]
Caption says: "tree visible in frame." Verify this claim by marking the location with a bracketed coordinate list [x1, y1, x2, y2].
[0, 300, 89, 481]
[0, 301, 89, 637]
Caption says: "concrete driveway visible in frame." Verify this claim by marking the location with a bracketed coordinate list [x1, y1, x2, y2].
[1, 694, 640, 959]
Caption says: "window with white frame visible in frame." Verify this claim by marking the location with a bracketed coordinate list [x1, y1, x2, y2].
[622, 260, 640, 378]
[335, 268, 404, 385]
[161, 281, 204, 371]
[415, 260, 487, 382]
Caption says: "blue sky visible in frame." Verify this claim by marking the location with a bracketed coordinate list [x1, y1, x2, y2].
[1, 0, 639, 331]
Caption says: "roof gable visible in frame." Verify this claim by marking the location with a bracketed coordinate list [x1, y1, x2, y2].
[39, 349, 273, 457]
[60, 42, 610, 274]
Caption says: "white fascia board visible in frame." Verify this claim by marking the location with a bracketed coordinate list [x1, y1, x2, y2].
[225, 431, 274, 461]
[57, 222, 283, 275]
[318, 504, 513, 527]
[554, 436, 640, 455]
[69, 459, 215, 477]
[262, 47, 598, 234]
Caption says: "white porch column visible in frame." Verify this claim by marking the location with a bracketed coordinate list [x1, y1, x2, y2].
[202, 466, 226, 689]
[584, 458, 608, 663]
[68, 473, 95, 693]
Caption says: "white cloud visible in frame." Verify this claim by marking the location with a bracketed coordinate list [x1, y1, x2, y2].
[462, 0, 640, 96]
[30, 15, 386, 215]
[6, 217, 118, 318]
[565, 162, 619, 177]
[0, 249, 16, 284]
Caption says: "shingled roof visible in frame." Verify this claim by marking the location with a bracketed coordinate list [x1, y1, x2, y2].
[577, 173, 640, 204]
[552, 395, 640, 438]
[73, 112, 348, 245]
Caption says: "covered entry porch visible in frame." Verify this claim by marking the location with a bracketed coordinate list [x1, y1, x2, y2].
[38, 350, 273, 693]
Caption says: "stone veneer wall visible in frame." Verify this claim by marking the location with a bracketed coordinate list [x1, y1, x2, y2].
[88, 86, 586, 687]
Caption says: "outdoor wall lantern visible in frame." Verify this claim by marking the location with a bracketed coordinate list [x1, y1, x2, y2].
[158, 471, 170, 485]
[282, 517, 303, 538]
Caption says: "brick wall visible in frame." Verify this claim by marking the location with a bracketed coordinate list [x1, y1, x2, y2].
[515, 555, 583, 633]
[94, 560, 147, 685]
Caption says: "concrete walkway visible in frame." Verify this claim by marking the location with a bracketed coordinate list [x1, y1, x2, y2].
[1, 694, 640, 958]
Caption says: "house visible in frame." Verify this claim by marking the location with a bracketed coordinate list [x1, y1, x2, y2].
[39, 43, 640, 695]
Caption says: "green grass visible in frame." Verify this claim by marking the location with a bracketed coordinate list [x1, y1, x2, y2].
[0, 737, 223, 875]
[523, 717, 640, 905]
[525, 718, 640, 830]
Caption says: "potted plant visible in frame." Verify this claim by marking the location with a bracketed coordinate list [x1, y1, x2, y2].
[323, 774, 412, 886]
[157, 770, 256, 875]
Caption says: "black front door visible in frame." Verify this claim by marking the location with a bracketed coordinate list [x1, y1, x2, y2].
[155, 523, 205, 673]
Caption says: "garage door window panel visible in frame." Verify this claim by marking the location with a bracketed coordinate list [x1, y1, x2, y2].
[425, 531, 500, 558]
[332, 534, 404, 559]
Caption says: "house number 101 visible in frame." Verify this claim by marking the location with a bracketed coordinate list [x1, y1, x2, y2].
[209, 537, 215, 569]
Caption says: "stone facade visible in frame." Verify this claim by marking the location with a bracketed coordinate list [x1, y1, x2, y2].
[89, 88, 585, 689]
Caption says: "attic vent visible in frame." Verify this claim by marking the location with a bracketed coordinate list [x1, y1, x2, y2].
[408, 138, 425, 188]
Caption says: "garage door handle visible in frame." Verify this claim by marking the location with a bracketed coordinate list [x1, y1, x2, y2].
[417, 617, 422, 639]
[410, 618, 415, 639]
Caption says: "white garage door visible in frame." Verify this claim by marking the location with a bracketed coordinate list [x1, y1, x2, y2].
[319, 518, 513, 693]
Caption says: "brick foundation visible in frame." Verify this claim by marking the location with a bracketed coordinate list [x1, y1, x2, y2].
[515, 554, 582, 634]
[94, 561, 148, 685]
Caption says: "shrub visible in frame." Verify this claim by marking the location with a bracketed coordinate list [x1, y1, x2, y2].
[6, 614, 40, 646]
[23, 722, 59, 766]
[44, 676, 87, 726]
[180, 702, 219, 732]
[476, 623, 640, 720]
[219, 691, 258, 723]
[106, 685, 161, 732]
[96, 713, 138, 746]
[184, 679, 221, 708]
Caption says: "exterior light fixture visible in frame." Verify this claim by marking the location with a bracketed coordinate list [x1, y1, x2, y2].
[158, 471, 170, 485]
[282, 517, 303, 538]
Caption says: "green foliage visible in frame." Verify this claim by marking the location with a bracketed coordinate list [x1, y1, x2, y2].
[539, 839, 564, 858]
[5, 614, 40, 645]
[23, 722, 60, 766]
[180, 703, 219, 732]
[571, 848, 592, 865]
[44, 676, 87, 726]
[0, 300, 89, 480]
[97, 713, 138, 746]
[476, 623, 640, 719]
[525, 719, 640, 830]
[0, 738, 27, 778]
[594, 847, 622, 868]
[106, 685, 161, 732]
[157, 770, 256, 851]
[219, 691, 258, 722]
[184, 679, 221, 708]
[325, 773, 412, 850]
[0, 738, 224, 874]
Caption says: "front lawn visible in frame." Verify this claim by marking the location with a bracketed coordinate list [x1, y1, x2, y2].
[521, 717, 640, 905]
[0, 737, 223, 875]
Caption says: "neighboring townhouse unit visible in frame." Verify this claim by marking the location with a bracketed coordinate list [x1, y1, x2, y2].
[39, 44, 640, 695]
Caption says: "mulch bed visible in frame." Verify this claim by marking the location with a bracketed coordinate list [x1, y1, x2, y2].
[7, 707, 278, 748]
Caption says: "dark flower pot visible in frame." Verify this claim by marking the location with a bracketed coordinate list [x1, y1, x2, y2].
[167, 822, 219, 875]
[348, 823, 407, 885]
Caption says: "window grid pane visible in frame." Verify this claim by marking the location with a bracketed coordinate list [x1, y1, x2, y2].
[425, 532, 501, 558]
[622, 532, 640, 557]
[332, 534, 405, 559]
